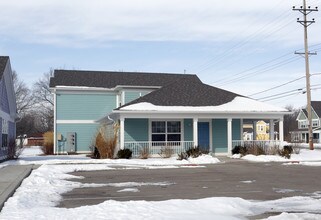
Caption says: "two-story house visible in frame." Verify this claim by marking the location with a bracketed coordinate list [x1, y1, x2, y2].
[0, 56, 17, 161]
[50, 70, 289, 156]
[291, 101, 321, 143]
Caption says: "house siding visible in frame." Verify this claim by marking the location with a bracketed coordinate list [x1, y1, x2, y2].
[232, 119, 241, 140]
[184, 119, 193, 141]
[1, 81, 10, 114]
[0, 118, 3, 160]
[56, 93, 116, 120]
[56, 123, 99, 152]
[124, 91, 150, 104]
[124, 119, 149, 142]
[212, 119, 228, 153]
[298, 111, 307, 120]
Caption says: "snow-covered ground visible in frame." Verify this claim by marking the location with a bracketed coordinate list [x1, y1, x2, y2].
[1, 146, 321, 219]
[2, 146, 220, 166]
[232, 149, 321, 166]
[1, 162, 321, 220]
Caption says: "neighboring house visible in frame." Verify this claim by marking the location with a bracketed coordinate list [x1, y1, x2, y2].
[50, 70, 289, 156]
[0, 56, 17, 161]
[242, 120, 276, 141]
[290, 101, 321, 143]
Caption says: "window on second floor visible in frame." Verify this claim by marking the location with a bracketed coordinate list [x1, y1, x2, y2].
[312, 120, 320, 128]
[298, 120, 307, 129]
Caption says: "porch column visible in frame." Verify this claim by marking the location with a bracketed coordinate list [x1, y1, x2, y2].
[120, 117, 125, 149]
[227, 118, 232, 156]
[269, 119, 275, 140]
[193, 118, 198, 148]
[240, 119, 244, 140]
[279, 118, 284, 142]
[253, 121, 257, 140]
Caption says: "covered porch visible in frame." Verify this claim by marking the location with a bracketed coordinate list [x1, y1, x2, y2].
[112, 113, 285, 157]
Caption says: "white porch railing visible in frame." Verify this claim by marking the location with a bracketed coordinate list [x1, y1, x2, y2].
[124, 141, 194, 157]
[232, 140, 282, 151]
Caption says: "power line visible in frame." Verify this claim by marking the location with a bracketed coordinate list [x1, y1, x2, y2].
[189, 3, 293, 72]
[248, 76, 306, 97]
[216, 56, 301, 86]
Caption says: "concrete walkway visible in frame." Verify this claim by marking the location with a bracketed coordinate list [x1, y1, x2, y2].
[0, 165, 35, 211]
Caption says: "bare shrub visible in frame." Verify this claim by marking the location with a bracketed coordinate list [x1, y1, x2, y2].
[292, 142, 301, 154]
[245, 145, 265, 156]
[140, 146, 150, 159]
[159, 145, 174, 158]
[95, 133, 117, 159]
[7, 139, 24, 159]
[41, 131, 54, 155]
[266, 146, 279, 155]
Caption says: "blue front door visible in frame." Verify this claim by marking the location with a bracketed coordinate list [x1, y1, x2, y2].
[198, 122, 210, 152]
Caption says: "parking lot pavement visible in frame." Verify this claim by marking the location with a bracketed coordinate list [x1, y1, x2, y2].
[58, 161, 321, 208]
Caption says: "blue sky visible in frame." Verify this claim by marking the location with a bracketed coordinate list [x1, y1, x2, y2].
[0, 0, 320, 108]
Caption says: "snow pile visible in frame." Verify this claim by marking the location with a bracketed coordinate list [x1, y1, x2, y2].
[237, 149, 321, 165]
[1, 164, 321, 220]
[3, 146, 220, 166]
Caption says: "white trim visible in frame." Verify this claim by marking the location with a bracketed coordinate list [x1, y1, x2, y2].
[56, 120, 98, 124]
[120, 117, 125, 150]
[149, 119, 183, 143]
[279, 118, 284, 142]
[121, 91, 125, 105]
[113, 112, 288, 120]
[0, 111, 14, 122]
[54, 91, 57, 154]
[115, 85, 161, 90]
[193, 118, 198, 147]
[116, 93, 120, 108]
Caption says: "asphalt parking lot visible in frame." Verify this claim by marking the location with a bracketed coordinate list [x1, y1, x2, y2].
[58, 159, 321, 209]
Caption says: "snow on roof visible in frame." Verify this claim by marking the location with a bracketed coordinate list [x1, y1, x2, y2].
[119, 97, 288, 113]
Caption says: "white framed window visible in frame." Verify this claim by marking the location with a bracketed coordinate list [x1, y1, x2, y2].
[151, 121, 181, 143]
[2, 119, 8, 148]
[299, 120, 307, 129]
[312, 120, 319, 127]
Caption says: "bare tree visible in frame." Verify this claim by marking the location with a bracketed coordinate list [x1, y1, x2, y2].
[33, 70, 54, 106]
[12, 71, 34, 116]
[283, 105, 300, 142]
[32, 70, 54, 132]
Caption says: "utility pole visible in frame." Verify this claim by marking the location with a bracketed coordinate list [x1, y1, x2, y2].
[293, 0, 318, 150]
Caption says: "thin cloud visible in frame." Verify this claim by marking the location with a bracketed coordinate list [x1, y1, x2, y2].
[0, 0, 313, 46]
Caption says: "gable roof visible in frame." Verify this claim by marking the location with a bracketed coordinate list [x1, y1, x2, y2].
[49, 70, 200, 89]
[311, 101, 321, 117]
[0, 56, 9, 79]
[118, 77, 240, 108]
[300, 101, 321, 119]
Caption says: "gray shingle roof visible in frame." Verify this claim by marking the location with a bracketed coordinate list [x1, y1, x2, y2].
[118, 77, 242, 108]
[0, 56, 9, 79]
[50, 70, 200, 88]
[312, 101, 321, 117]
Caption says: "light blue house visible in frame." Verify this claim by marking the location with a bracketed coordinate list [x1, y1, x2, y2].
[50, 70, 289, 156]
[0, 56, 17, 161]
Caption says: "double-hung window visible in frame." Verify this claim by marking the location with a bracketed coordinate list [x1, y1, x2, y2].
[2, 119, 8, 148]
[151, 121, 181, 143]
